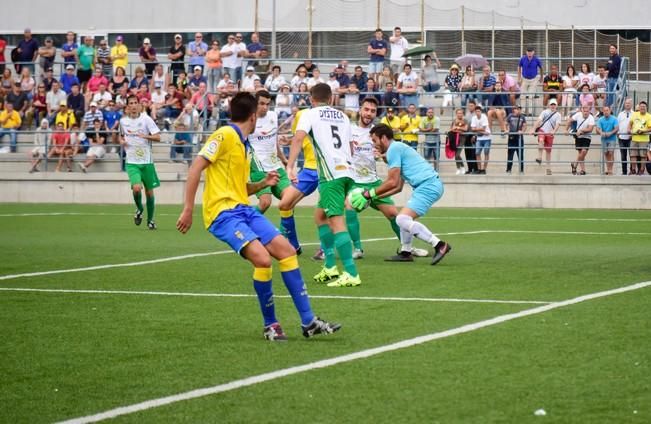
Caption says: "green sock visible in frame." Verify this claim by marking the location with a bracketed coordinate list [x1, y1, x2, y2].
[146, 195, 155, 222]
[334, 231, 358, 277]
[346, 209, 362, 250]
[133, 191, 143, 212]
[318, 224, 336, 268]
[389, 217, 401, 240]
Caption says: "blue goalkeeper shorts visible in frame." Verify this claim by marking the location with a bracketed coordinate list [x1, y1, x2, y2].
[407, 176, 444, 217]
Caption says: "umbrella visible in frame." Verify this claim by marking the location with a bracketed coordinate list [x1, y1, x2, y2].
[402, 46, 434, 58]
[454, 53, 488, 69]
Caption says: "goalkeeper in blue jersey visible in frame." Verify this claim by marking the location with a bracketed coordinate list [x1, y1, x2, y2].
[350, 123, 452, 265]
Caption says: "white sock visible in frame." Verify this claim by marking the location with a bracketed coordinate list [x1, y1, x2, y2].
[396, 214, 440, 247]
[400, 229, 413, 252]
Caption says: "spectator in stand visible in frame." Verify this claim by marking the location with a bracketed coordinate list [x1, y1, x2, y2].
[606, 44, 622, 107]
[448, 107, 468, 174]
[578, 63, 595, 91]
[368, 29, 388, 81]
[233, 33, 247, 83]
[96, 39, 112, 78]
[149, 82, 167, 122]
[0, 102, 21, 153]
[517, 47, 543, 116]
[220, 34, 241, 84]
[190, 81, 214, 125]
[1, 68, 13, 97]
[187, 65, 208, 97]
[364, 79, 382, 104]
[459, 66, 477, 108]
[54, 100, 76, 129]
[307, 68, 325, 89]
[531, 98, 561, 175]
[296, 59, 317, 77]
[627, 100, 651, 175]
[48, 121, 72, 171]
[264, 65, 286, 93]
[463, 100, 479, 174]
[149, 63, 169, 93]
[350, 66, 368, 92]
[567, 104, 595, 175]
[41, 67, 56, 92]
[110, 35, 128, 73]
[139, 38, 158, 78]
[216, 72, 235, 95]
[205, 40, 223, 93]
[69, 122, 88, 157]
[60, 64, 80, 94]
[495, 69, 520, 109]
[400, 103, 421, 150]
[593, 65, 608, 109]
[381, 81, 400, 113]
[377, 66, 393, 91]
[470, 105, 491, 174]
[77, 36, 95, 88]
[0, 36, 5, 75]
[477, 65, 496, 108]
[6, 82, 30, 124]
[78, 118, 106, 172]
[487, 80, 510, 134]
[241, 66, 260, 93]
[397, 63, 418, 110]
[29, 118, 49, 172]
[46, 80, 67, 122]
[136, 85, 152, 114]
[595, 105, 619, 175]
[578, 83, 596, 115]
[442, 64, 462, 114]
[37, 37, 56, 76]
[129, 67, 149, 91]
[67, 83, 85, 123]
[342, 82, 359, 119]
[82, 101, 104, 130]
[290, 67, 309, 92]
[561, 64, 579, 114]
[170, 121, 192, 165]
[326, 72, 340, 106]
[187, 33, 208, 74]
[380, 107, 401, 140]
[174, 102, 200, 143]
[32, 82, 47, 125]
[245, 32, 265, 70]
[168, 34, 186, 83]
[419, 107, 440, 167]
[115, 85, 129, 111]
[275, 83, 293, 120]
[176, 70, 189, 98]
[102, 99, 121, 150]
[161, 83, 184, 120]
[16, 28, 39, 73]
[334, 64, 350, 93]
[389, 27, 408, 78]
[505, 104, 527, 175]
[542, 64, 562, 108]
[19, 67, 36, 101]
[421, 54, 441, 94]
[616, 98, 633, 175]
[61, 31, 78, 69]
[109, 66, 129, 95]
[86, 67, 109, 105]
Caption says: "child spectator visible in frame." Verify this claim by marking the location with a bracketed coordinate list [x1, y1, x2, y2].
[29, 118, 49, 172]
[170, 121, 193, 165]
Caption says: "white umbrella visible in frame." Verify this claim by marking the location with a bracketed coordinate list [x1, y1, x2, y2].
[454, 54, 489, 70]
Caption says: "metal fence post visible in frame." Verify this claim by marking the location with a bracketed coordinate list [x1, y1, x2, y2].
[461, 6, 466, 55]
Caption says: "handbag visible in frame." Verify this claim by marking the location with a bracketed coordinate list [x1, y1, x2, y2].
[534, 111, 557, 134]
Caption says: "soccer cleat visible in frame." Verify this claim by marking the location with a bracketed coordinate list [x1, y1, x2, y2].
[302, 317, 341, 338]
[311, 248, 325, 261]
[313, 266, 339, 283]
[263, 323, 288, 341]
[134, 210, 143, 226]
[147, 220, 157, 230]
[385, 250, 414, 262]
[295, 246, 303, 256]
[410, 247, 429, 257]
[352, 248, 364, 259]
[326, 272, 361, 287]
[431, 241, 452, 265]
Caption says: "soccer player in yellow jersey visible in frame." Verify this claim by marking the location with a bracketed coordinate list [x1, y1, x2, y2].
[177, 92, 340, 341]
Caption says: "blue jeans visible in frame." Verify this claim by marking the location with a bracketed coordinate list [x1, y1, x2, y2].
[607, 77, 618, 106]
[207, 67, 222, 93]
[0, 128, 18, 152]
[170, 142, 192, 162]
[400, 94, 419, 109]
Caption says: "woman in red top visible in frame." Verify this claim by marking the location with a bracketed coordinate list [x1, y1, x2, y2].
[32, 83, 47, 127]
[47, 122, 72, 172]
[86, 67, 109, 106]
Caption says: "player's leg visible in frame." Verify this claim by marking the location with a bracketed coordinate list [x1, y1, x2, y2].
[376, 201, 429, 257]
[344, 202, 363, 256]
[279, 167, 318, 254]
[313, 205, 340, 283]
[256, 193, 273, 214]
[126, 164, 145, 226]
[141, 164, 161, 229]
[273, 168, 300, 252]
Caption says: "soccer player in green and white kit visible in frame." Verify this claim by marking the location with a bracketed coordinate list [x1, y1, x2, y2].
[347, 97, 429, 258]
[248, 91, 301, 252]
[120, 95, 162, 229]
[286, 83, 361, 288]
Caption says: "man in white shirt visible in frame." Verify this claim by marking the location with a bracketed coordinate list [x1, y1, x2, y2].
[389, 26, 408, 77]
[240, 66, 260, 92]
[220, 34, 244, 85]
[566, 105, 595, 175]
[470, 105, 492, 174]
[616, 98, 633, 175]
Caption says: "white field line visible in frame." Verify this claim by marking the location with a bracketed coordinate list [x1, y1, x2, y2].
[1, 211, 650, 223]
[1, 229, 648, 282]
[55, 280, 651, 424]
[0, 287, 550, 305]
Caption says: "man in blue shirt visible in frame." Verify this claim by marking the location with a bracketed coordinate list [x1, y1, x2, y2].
[16, 28, 39, 73]
[245, 32, 265, 69]
[596, 105, 619, 175]
[334, 65, 350, 89]
[351, 124, 452, 265]
[517, 47, 543, 116]
[61, 31, 78, 67]
[606, 44, 622, 107]
[367, 29, 387, 80]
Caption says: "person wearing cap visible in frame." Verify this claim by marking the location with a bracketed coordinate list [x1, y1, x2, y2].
[567, 104, 595, 175]
[60, 64, 80, 94]
[61, 31, 78, 67]
[41, 67, 56, 92]
[380, 107, 401, 140]
[111, 35, 128, 72]
[442, 64, 462, 114]
[16, 28, 39, 74]
[505, 104, 527, 174]
[76, 36, 96, 86]
[96, 39, 113, 78]
[188, 65, 208, 94]
[139, 38, 158, 78]
[168, 34, 186, 83]
[0, 102, 21, 153]
[149, 81, 167, 123]
[531, 98, 561, 175]
[264, 65, 286, 93]
[78, 118, 107, 172]
[241, 66, 260, 93]
[37, 36, 56, 75]
[187, 33, 207, 74]
[82, 100, 104, 130]
[205, 39, 223, 93]
[54, 100, 76, 130]
[517, 47, 543, 116]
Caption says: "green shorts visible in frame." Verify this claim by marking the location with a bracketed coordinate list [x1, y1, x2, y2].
[353, 180, 394, 210]
[250, 167, 291, 199]
[126, 163, 160, 190]
[317, 177, 354, 217]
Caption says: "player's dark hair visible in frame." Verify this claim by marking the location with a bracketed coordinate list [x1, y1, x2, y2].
[361, 97, 379, 108]
[370, 123, 394, 141]
[255, 90, 272, 101]
[310, 83, 332, 103]
[126, 94, 138, 104]
[230, 92, 258, 122]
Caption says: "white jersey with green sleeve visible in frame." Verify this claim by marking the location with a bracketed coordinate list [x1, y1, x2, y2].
[351, 125, 379, 184]
[120, 114, 160, 164]
[296, 105, 353, 181]
[249, 110, 282, 172]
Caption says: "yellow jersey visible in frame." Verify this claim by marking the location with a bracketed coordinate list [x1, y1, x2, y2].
[0, 109, 21, 129]
[111, 44, 129, 70]
[292, 109, 317, 169]
[380, 115, 401, 140]
[199, 125, 251, 228]
[400, 114, 421, 142]
[54, 110, 76, 130]
[630, 111, 651, 143]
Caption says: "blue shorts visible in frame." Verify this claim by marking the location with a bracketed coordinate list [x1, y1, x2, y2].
[407, 176, 444, 216]
[368, 61, 384, 74]
[208, 204, 280, 254]
[475, 138, 491, 155]
[294, 167, 319, 196]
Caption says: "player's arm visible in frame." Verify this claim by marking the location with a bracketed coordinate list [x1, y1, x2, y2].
[177, 156, 210, 234]
[365, 167, 404, 200]
[286, 129, 307, 182]
[276, 142, 288, 165]
[247, 171, 280, 195]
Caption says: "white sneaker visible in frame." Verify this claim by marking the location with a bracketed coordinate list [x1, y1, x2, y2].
[411, 247, 429, 257]
[352, 248, 364, 259]
[0, 146, 10, 154]
[78, 163, 87, 173]
[455, 169, 462, 175]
